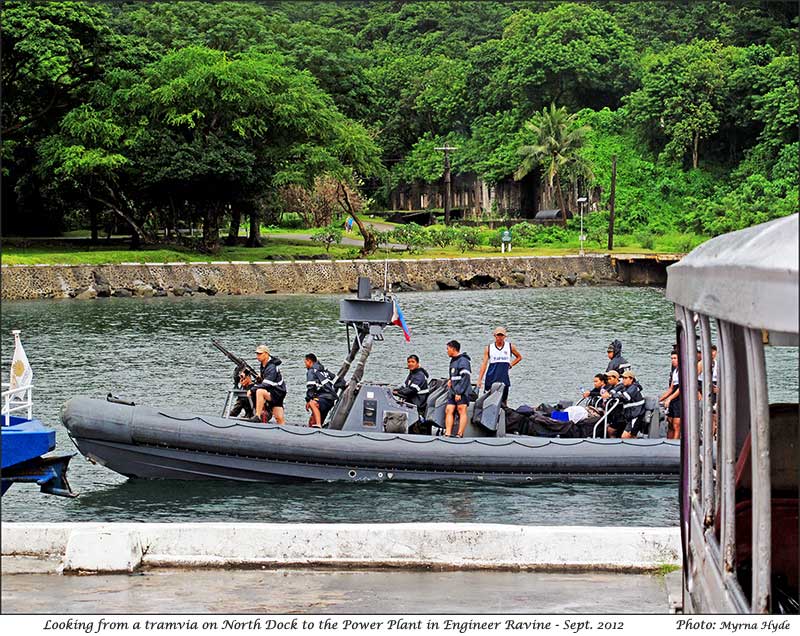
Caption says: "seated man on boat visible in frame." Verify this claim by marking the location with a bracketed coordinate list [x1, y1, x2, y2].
[617, 370, 646, 438]
[229, 368, 255, 419]
[601, 370, 625, 436]
[582, 373, 609, 410]
[445, 340, 471, 438]
[248, 345, 287, 424]
[392, 354, 430, 416]
[606, 340, 631, 376]
[475, 326, 523, 405]
[304, 353, 338, 428]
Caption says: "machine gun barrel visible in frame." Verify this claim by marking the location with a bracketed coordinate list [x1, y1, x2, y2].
[211, 339, 260, 381]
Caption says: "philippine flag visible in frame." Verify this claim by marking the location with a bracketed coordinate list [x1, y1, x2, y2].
[391, 299, 411, 342]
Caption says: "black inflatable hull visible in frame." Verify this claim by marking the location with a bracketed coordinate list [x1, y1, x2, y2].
[62, 397, 680, 483]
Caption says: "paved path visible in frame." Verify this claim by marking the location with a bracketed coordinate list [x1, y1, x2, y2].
[2, 562, 669, 614]
[270, 221, 406, 251]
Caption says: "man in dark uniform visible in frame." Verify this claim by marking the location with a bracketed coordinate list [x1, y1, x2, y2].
[304, 353, 338, 428]
[445, 340, 471, 438]
[618, 370, 646, 438]
[606, 340, 631, 375]
[393, 354, 430, 416]
[229, 368, 254, 419]
[601, 370, 626, 436]
[248, 345, 287, 424]
[582, 373, 608, 410]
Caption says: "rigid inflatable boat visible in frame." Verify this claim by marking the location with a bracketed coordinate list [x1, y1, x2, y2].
[62, 278, 680, 483]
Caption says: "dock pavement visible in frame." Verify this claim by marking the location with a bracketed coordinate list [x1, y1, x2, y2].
[1, 559, 672, 614]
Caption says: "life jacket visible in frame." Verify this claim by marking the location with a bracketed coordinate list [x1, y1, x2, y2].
[448, 353, 472, 397]
[258, 357, 286, 398]
[306, 362, 338, 402]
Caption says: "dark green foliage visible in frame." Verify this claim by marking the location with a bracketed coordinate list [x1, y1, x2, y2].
[427, 226, 459, 248]
[455, 226, 481, 252]
[390, 222, 430, 254]
[311, 223, 344, 252]
[2, 0, 797, 246]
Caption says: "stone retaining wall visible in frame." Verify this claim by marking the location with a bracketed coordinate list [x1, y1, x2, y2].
[1, 255, 620, 300]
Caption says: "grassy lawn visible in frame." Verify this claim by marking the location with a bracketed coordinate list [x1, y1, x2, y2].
[2, 239, 354, 265]
[2, 226, 698, 266]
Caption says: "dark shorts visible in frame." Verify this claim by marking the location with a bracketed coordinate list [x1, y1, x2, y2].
[607, 423, 624, 438]
[668, 398, 682, 418]
[315, 395, 336, 423]
[447, 394, 470, 407]
[256, 387, 285, 408]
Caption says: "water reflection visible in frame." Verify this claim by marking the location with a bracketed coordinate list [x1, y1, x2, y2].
[61, 478, 678, 526]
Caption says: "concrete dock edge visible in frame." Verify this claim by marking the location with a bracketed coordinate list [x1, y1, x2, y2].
[1, 523, 680, 574]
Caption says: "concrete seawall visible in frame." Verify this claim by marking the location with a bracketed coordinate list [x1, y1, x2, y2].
[2, 522, 680, 573]
[1, 255, 623, 300]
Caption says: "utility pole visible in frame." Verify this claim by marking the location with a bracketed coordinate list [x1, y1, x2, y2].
[608, 155, 617, 251]
[435, 146, 457, 225]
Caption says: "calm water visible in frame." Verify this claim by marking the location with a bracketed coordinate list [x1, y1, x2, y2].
[2, 287, 796, 524]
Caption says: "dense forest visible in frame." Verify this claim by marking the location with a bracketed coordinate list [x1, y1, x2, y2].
[2, 1, 797, 250]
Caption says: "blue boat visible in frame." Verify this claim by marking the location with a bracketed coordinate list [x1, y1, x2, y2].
[2, 330, 75, 497]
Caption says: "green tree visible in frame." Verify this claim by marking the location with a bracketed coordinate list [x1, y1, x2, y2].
[37, 46, 382, 250]
[1, 0, 114, 234]
[487, 3, 638, 116]
[515, 104, 592, 225]
[625, 40, 734, 168]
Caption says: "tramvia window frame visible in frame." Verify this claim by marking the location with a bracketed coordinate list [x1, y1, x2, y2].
[667, 214, 799, 615]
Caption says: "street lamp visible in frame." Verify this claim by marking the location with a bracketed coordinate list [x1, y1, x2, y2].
[576, 196, 587, 256]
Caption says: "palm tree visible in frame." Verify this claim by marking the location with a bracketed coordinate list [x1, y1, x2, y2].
[515, 104, 591, 225]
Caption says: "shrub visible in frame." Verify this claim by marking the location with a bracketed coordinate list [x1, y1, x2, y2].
[455, 226, 481, 252]
[488, 227, 506, 248]
[509, 222, 539, 247]
[635, 231, 655, 250]
[536, 225, 570, 244]
[675, 236, 696, 253]
[311, 224, 343, 252]
[391, 222, 429, 254]
[427, 225, 458, 248]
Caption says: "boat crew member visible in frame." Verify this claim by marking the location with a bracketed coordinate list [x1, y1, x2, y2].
[606, 340, 631, 375]
[229, 367, 254, 419]
[697, 344, 718, 401]
[600, 370, 625, 436]
[697, 344, 718, 433]
[476, 326, 522, 404]
[304, 353, 338, 428]
[601, 369, 621, 395]
[582, 373, 608, 409]
[659, 351, 681, 439]
[393, 354, 430, 415]
[248, 345, 287, 424]
[445, 340, 471, 438]
[617, 370, 646, 439]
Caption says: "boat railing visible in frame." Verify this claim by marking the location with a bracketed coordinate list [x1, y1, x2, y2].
[591, 398, 621, 439]
[221, 388, 251, 419]
[1, 381, 34, 426]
